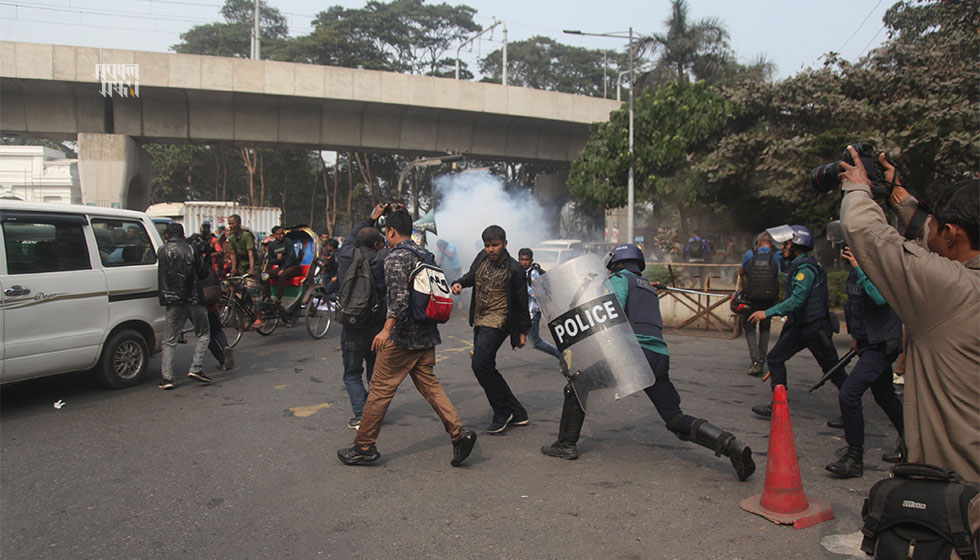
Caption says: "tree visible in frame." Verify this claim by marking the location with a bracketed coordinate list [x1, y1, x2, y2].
[568, 81, 735, 233]
[172, 0, 288, 58]
[638, 0, 730, 86]
[478, 36, 625, 96]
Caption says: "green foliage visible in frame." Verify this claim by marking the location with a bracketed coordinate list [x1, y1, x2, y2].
[172, 0, 288, 58]
[644, 266, 672, 285]
[478, 36, 625, 95]
[826, 270, 848, 310]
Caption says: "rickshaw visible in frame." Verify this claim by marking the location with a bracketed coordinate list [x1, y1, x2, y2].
[220, 225, 334, 342]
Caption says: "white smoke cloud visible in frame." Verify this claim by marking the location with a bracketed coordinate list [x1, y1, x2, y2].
[427, 170, 551, 267]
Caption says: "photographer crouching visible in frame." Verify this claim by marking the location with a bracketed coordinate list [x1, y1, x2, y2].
[832, 145, 979, 484]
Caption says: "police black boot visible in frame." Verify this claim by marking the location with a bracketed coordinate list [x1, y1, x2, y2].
[689, 419, 756, 481]
[826, 445, 863, 478]
[541, 400, 586, 460]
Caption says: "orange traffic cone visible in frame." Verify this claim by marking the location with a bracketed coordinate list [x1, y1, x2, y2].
[739, 384, 834, 529]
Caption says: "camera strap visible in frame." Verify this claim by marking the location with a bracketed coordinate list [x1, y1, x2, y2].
[903, 202, 930, 241]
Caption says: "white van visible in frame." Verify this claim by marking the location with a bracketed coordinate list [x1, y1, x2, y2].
[0, 201, 166, 388]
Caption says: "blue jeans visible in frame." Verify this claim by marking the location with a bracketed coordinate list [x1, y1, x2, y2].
[472, 326, 527, 422]
[342, 325, 380, 418]
[528, 311, 560, 359]
[839, 342, 903, 448]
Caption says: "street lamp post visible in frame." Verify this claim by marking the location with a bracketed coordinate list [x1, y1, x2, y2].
[564, 27, 635, 245]
[396, 154, 465, 200]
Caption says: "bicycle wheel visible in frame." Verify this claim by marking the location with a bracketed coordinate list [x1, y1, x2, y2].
[255, 308, 279, 336]
[305, 289, 333, 339]
[225, 306, 245, 348]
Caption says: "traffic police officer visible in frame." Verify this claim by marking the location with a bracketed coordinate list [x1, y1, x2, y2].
[747, 225, 843, 418]
[826, 244, 904, 478]
[541, 244, 756, 481]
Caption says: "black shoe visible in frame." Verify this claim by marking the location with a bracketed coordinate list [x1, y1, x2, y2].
[541, 441, 579, 460]
[827, 416, 844, 429]
[451, 430, 477, 467]
[882, 435, 904, 463]
[826, 446, 863, 478]
[510, 412, 529, 426]
[487, 413, 513, 434]
[337, 445, 380, 465]
[751, 403, 772, 418]
[187, 371, 212, 383]
[158, 379, 175, 390]
[729, 442, 756, 482]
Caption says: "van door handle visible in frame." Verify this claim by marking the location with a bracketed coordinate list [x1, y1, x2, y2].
[4, 285, 30, 296]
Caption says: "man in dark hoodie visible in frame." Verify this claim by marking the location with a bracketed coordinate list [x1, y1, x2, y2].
[334, 203, 390, 430]
[451, 225, 532, 433]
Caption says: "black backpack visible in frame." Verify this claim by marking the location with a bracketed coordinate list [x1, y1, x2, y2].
[336, 247, 379, 328]
[861, 463, 979, 559]
[688, 238, 705, 259]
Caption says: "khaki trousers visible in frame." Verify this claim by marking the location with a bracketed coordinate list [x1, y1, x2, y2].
[354, 343, 462, 448]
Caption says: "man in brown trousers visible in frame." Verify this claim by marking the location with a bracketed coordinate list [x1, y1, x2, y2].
[337, 208, 476, 467]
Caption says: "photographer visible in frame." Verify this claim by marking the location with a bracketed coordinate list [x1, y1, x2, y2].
[838, 146, 979, 483]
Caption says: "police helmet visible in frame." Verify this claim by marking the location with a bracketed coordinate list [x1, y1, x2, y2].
[607, 243, 645, 272]
[826, 220, 844, 245]
[765, 224, 814, 251]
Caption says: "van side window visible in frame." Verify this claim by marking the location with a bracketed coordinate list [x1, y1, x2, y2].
[2, 220, 91, 274]
[91, 219, 156, 267]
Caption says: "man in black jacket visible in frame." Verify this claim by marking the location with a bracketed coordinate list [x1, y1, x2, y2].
[157, 223, 211, 389]
[451, 225, 531, 433]
[334, 203, 389, 430]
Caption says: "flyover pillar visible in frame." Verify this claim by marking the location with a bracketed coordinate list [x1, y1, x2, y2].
[77, 133, 152, 211]
[534, 170, 569, 237]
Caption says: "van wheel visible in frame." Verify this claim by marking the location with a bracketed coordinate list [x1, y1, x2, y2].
[96, 330, 149, 389]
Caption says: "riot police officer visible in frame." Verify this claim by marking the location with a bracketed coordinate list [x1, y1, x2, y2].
[747, 225, 843, 417]
[739, 231, 783, 376]
[541, 244, 756, 481]
[826, 244, 904, 478]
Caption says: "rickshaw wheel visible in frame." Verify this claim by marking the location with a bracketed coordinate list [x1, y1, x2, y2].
[305, 288, 333, 339]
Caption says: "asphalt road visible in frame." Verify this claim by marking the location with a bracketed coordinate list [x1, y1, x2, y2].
[0, 315, 901, 559]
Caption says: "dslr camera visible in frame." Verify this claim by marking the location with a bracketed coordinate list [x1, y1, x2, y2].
[810, 142, 892, 198]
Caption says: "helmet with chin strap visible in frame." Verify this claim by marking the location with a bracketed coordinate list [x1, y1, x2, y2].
[607, 243, 646, 272]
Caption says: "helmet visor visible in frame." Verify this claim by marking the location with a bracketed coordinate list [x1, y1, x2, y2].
[766, 224, 796, 244]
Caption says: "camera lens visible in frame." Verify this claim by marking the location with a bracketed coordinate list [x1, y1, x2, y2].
[810, 160, 843, 192]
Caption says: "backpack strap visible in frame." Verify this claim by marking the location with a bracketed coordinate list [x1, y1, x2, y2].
[945, 482, 978, 559]
[393, 244, 432, 265]
[861, 477, 905, 555]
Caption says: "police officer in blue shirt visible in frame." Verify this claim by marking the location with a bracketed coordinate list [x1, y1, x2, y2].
[747, 225, 843, 418]
[541, 244, 756, 481]
[739, 231, 785, 376]
[826, 244, 904, 478]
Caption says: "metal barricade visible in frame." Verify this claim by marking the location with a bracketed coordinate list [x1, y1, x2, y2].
[650, 262, 741, 339]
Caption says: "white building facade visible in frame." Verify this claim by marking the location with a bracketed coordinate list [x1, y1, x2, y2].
[0, 146, 82, 204]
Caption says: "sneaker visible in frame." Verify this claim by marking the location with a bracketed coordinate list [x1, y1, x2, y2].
[251, 319, 265, 329]
[751, 402, 772, 418]
[337, 444, 380, 465]
[347, 417, 361, 430]
[746, 361, 765, 376]
[187, 371, 213, 383]
[223, 347, 235, 370]
[158, 379, 175, 390]
[451, 430, 477, 467]
[487, 413, 513, 434]
[510, 412, 529, 426]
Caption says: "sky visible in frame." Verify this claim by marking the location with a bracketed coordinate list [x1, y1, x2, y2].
[0, 0, 895, 83]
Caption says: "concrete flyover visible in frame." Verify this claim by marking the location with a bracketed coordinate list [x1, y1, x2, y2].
[0, 41, 620, 163]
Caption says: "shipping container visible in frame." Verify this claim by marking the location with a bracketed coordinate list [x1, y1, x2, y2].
[145, 201, 281, 240]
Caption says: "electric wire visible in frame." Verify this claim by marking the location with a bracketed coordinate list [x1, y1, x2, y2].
[836, 0, 884, 53]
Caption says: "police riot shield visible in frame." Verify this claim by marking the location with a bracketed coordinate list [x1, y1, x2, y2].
[534, 253, 656, 411]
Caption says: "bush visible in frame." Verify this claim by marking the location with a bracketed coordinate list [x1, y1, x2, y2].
[827, 270, 848, 310]
[644, 266, 672, 285]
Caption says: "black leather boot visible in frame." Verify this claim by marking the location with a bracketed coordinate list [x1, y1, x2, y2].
[826, 445, 863, 478]
[689, 419, 756, 481]
[541, 393, 586, 460]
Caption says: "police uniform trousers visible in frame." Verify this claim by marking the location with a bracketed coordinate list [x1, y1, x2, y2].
[766, 320, 842, 390]
[566, 348, 694, 436]
[839, 341, 903, 448]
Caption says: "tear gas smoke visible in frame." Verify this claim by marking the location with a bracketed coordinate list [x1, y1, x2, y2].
[427, 170, 551, 267]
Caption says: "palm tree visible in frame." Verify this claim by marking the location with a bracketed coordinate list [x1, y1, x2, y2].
[638, 0, 730, 86]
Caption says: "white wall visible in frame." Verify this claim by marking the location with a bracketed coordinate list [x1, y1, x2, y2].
[0, 146, 81, 204]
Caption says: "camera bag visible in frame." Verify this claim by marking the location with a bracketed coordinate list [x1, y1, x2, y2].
[861, 463, 978, 559]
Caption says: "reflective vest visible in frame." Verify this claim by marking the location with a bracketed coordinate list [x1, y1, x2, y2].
[844, 269, 903, 345]
[784, 255, 829, 327]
